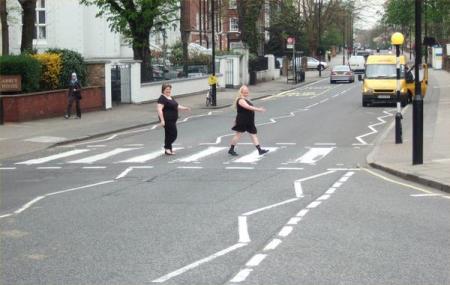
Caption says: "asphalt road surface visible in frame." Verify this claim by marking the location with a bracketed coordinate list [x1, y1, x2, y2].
[1, 79, 449, 285]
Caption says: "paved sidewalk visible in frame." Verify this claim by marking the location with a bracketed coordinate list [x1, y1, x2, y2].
[0, 69, 330, 160]
[367, 69, 450, 193]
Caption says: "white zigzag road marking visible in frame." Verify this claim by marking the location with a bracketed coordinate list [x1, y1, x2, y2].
[355, 110, 394, 145]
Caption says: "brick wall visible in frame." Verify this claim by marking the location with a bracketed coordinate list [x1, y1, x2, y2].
[1, 87, 104, 122]
[86, 63, 106, 87]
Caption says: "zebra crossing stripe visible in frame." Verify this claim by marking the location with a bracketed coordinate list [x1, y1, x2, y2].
[69, 148, 137, 164]
[120, 147, 184, 163]
[16, 149, 90, 165]
[233, 147, 279, 163]
[174, 147, 226, 163]
[295, 147, 334, 164]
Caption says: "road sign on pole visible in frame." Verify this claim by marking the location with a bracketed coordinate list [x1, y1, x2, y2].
[287, 37, 295, 49]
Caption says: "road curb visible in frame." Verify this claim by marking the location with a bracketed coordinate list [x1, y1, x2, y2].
[368, 161, 450, 194]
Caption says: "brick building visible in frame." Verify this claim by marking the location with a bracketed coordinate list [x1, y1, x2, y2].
[184, 0, 268, 52]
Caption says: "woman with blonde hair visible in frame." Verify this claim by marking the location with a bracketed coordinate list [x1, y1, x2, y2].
[228, 85, 268, 156]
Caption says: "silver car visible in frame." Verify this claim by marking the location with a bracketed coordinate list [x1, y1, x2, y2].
[330, 65, 354, 83]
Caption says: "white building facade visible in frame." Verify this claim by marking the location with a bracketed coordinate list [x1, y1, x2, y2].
[4, 0, 180, 60]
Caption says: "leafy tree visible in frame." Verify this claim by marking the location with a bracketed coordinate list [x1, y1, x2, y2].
[79, 0, 178, 82]
[237, 0, 265, 55]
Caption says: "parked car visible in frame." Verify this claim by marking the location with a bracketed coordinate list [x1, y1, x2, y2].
[330, 65, 354, 84]
[306, 57, 327, 70]
[348, 55, 366, 74]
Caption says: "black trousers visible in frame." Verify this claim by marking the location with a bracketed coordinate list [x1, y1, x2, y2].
[67, 95, 81, 117]
[164, 120, 177, 150]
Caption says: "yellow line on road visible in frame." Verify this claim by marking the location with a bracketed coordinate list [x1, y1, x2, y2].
[362, 167, 433, 194]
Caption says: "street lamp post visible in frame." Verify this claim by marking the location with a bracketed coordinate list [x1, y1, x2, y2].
[413, 0, 423, 164]
[211, 0, 217, 106]
[391, 32, 404, 144]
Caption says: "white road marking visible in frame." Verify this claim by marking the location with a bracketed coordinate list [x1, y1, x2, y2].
[287, 217, 302, 225]
[278, 226, 293, 237]
[320, 98, 329, 103]
[243, 198, 299, 216]
[152, 243, 247, 283]
[233, 147, 278, 163]
[0, 167, 17, 170]
[238, 216, 251, 243]
[37, 167, 62, 169]
[0, 180, 115, 220]
[276, 142, 296, 145]
[307, 201, 321, 208]
[294, 181, 303, 197]
[115, 166, 154, 179]
[87, 145, 107, 148]
[66, 134, 118, 147]
[332, 182, 343, 188]
[277, 167, 304, 171]
[325, 188, 337, 194]
[120, 148, 183, 163]
[46, 180, 115, 196]
[314, 143, 336, 146]
[295, 147, 334, 164]
[177, 166, 203, 169]
[16, 149, 90, 165]
[304, 102, 319, 109]
[69, 148, 137, 164]
[82, 166, 107, 169]
[263, 239, 282, 251]
[175, 147, 226, 163]
[246, 254, 267, 267]
[14, 196, 45, 214]
[229, 268, 253, 283]
[226, 167, 254, 170]
[355, 110, 394, 145]
[317, 194, 331, 200]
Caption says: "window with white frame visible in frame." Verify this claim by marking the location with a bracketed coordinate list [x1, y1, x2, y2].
[229, 18, 239, 32]
[34, 0, 46, 40]
[229, 0, 237, 9]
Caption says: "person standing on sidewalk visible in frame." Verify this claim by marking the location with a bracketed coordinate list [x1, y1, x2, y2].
[64, 72, 82, 119]
[157, 83, 191, 155]
[228, 85, 269, 156]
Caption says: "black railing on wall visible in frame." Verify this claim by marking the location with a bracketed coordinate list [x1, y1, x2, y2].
[249, 56, 268, 72]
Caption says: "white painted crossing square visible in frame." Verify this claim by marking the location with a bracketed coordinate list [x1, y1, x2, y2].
[294, 147, 334, 164]
[120, 147, 184, 163]
[174, 146, 226, 163]
[233, 147, 279, 163]
[69, 148, 137, 164]
[16, 149, 90, 165]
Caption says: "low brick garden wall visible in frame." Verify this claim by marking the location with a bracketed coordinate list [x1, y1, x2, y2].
[1, 86, 104, 122]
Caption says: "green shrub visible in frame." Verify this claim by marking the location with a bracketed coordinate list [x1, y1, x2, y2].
[0, 55, 41, 92]
[47, 48, 87, 88]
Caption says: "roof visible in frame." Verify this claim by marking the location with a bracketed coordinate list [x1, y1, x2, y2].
[366, 54, 406, 64]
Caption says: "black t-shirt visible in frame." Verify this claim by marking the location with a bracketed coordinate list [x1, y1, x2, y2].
[158, 95, 179, 121]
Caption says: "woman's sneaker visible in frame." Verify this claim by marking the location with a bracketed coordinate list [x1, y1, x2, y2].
[228, 149, 238, 156]
[258, 149, 269, 155]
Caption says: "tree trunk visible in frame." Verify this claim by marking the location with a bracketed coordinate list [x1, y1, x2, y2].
[19, 0, 36, 53]
[133, 29, 153, 83]
[0, 0, 9, 55]
[180, 0, 189, 77]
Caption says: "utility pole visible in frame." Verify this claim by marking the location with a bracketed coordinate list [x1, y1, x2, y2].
[211, 0, 217, 106]
[413, 0, 423, 164]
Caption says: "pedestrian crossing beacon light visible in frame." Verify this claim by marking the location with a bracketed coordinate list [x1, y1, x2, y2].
[391, 32, 404, 144]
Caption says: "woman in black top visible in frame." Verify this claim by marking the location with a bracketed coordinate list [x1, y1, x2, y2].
[228, 85, 268, 156]
[157, 83, 191, 155]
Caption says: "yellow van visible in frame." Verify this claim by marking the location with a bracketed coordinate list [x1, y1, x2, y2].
[361, 54, 428, 107]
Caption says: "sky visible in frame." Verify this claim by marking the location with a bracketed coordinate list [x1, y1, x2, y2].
[354, 0, 385, 30]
